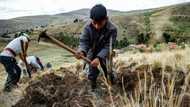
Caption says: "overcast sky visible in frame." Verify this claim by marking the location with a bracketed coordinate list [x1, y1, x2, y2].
[0, 0, 189, 19]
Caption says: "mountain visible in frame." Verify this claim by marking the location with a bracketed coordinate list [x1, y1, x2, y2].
[0, 2, 189, 44]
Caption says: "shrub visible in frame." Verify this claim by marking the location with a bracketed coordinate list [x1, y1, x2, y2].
[114, 37, 129, 49]
[137, 33, 150, 44]
[163, 32, 176, 43]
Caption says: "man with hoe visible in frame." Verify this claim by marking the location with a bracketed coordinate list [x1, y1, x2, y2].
[0, 33, 30, 92]
[76, 4, 117, 90]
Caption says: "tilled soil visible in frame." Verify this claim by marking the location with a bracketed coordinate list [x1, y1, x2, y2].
[13, 72, 94, 107]
[13, 64, 189, 107]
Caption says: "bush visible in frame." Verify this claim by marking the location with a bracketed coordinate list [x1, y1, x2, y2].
[137, 33, 150, 44]
[163, 32, 176, 43]
[114, 37, 129, 49]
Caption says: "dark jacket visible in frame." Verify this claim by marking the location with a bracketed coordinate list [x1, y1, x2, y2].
[78, 20, 117, 60]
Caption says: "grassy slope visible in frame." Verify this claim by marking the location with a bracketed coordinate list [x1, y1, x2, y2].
[168, 3, 190, 38]
[0, 2, 189, 45]
[48, 3, 190, 44]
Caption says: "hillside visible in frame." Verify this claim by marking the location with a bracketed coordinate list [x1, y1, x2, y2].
[0, 9, 126, 35]
[46, 2, 190, 44]
[0, 2, 189, 44]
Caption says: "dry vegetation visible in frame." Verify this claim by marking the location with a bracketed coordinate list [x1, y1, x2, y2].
[10, 48, 190, 107]
[113, 48, 190, 107]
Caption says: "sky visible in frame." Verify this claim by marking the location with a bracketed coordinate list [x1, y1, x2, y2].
[0, 0, 189, 19]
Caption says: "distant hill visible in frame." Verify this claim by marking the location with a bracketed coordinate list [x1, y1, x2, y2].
[0, 9, 127, 35]
[0, 2, 189, 44]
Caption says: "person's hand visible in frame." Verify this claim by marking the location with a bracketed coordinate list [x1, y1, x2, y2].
[75, 51, 84, 59]
[91, 58, 100, 67]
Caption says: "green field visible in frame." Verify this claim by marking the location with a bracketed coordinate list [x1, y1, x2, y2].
[28, 42, 77, 69]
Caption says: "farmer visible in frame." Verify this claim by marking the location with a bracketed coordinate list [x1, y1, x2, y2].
[0, 32, 30, 92]
[75, 4, 117, 89]
[18, 56, 44, 75]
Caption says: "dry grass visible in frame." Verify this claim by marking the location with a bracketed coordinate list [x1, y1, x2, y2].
[114, 47, 190, 72]
[66, 47, 190, 107]
[111, 48, 190, 107]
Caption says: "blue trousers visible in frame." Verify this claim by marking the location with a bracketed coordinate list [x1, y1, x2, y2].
[0, 56, 21, 89]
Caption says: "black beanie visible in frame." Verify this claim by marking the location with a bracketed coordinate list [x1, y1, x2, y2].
[90, 4, 107, 21]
